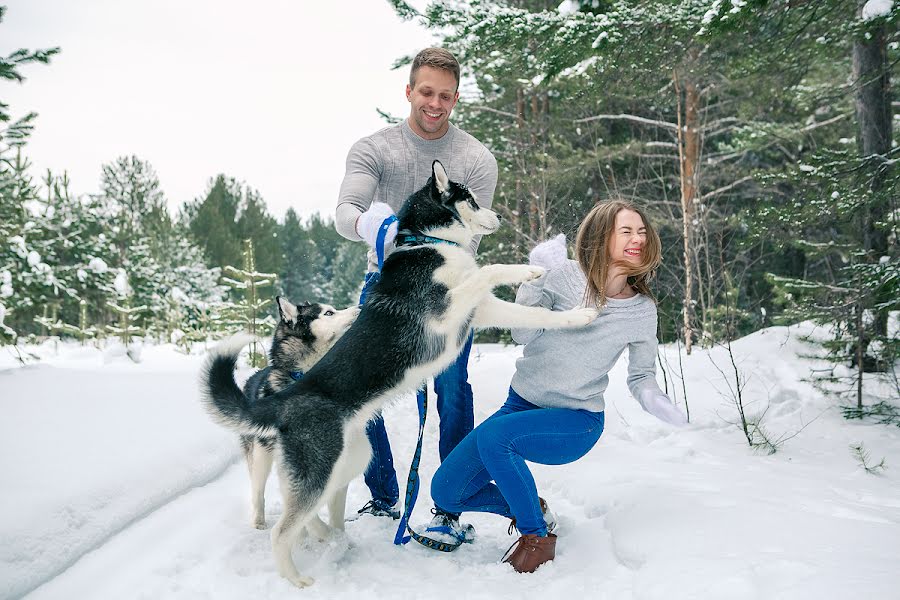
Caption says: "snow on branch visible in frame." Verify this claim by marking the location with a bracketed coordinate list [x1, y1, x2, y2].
[573, 113, 679, 131]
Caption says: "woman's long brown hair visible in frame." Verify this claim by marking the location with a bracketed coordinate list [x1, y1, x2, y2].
[574, 200, 662, 307]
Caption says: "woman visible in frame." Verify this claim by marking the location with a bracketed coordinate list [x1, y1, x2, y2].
[429, 200, 687, 573]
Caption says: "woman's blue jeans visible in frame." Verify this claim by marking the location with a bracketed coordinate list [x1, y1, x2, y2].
[431, 387, 605, 536]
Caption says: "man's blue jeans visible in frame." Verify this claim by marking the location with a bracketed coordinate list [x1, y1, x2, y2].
[359, 271, 475, 510]
[430, 387, 604, 535]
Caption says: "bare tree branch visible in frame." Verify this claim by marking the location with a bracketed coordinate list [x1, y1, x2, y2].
[699, 175, 757, 202]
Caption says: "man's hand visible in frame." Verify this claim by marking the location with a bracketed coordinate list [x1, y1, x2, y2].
[638, 389, 688, 426]
[355, 202, 398, 249]
[528, 234, 568, 271]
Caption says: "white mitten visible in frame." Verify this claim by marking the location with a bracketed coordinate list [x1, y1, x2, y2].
[528, 233, 568, 270]
[637, 388, 688, 426]
[355, 202, 398, 249]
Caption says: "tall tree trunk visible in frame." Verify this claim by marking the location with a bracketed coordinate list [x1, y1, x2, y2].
[852, 4, 892, 340]
[515, 87, 526, 257]
[674, 72, 701, 354]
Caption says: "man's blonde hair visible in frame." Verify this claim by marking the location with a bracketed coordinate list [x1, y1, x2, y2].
[410, 48, 461, 90]
[574, 199, 662, 307]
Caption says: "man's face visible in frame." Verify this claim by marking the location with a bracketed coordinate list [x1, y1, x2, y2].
[406, 65, 459, 140]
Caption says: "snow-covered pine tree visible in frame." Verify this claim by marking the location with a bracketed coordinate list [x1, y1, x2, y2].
[391, 0, 862, 351]
[106, 297, 147, 348]
[54, 299, 97, 345]
[0, 5, 59, 343]
[329, 239, 367, 308]
[760, 146, 898, 410]
[220, 238, 277, 368]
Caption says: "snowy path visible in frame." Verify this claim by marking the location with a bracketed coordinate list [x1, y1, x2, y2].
[5, 331, 900, 599]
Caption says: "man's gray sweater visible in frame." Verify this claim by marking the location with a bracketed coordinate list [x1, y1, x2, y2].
[510, 260, 663, 413]
[336, 119, 498, 256]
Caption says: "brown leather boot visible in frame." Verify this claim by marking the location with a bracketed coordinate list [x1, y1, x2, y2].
[500, 533, 557, 573]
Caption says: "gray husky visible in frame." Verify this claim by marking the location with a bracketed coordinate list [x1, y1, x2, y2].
[202, 160, 598, 588]
[234, 297, 358, 529]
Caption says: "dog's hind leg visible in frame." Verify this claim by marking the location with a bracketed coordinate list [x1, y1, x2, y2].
[248, 438, 275, 529]
[326, 485, 349, 531]
[270, 488, 317, 588]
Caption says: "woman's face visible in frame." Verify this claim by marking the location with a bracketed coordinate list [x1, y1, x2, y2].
[608, 209, 647, 266]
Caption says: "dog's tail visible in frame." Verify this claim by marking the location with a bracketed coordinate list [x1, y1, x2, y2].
[200, 333, 279, 437]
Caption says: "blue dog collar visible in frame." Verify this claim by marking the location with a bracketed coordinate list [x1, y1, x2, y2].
[395, 232, 460, 248]
[289, 371, 304, 381]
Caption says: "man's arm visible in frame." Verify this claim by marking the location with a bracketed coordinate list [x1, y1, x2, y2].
[336, 137, 381, 241]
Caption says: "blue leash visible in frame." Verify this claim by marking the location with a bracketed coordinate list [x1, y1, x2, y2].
[362, 214, 463, 552]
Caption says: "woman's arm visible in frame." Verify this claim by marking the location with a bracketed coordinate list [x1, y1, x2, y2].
[510, 275, 553, 344]
[627, 320, 687, 426]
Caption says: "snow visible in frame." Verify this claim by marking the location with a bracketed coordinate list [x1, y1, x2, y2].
[112, 268, 130, 297]
[87, 257, 108, 274]
[0, 271, 11, 299]
[2, 324, 899, 599]
[862, 0, 894, 21]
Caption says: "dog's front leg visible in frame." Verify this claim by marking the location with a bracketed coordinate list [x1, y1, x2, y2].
[447, 264, 545, 311]
[473, 295, 599, 329]
[479, 263, 546, 288]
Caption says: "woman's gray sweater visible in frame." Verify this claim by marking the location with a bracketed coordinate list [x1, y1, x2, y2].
[510, 260, 663, 413]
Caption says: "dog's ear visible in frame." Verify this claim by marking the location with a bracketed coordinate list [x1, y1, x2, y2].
[276, 296, 298, 325]
[432, 160, 449, 196]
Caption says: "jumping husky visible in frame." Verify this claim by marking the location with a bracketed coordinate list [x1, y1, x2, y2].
[235, 297, 358, 530]
[202, 160, 598, 588]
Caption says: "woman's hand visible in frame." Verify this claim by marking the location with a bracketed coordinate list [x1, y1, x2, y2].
[528, 234, 568, 270]
[638, 389, 688, 426]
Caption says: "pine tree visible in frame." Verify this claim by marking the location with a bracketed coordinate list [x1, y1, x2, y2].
[391, 0, 862, 351]
[220, 238, 278, 367]
[329, 239, 368, 308]
[237, 187, 282, 276]
[106, 297, 147, 348]
[186, 175, 244, 269]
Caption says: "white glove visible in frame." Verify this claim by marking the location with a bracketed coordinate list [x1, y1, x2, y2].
[355, 202, 398, 249]
[528, 234, 568, 270]
[637, 388, 688, 426]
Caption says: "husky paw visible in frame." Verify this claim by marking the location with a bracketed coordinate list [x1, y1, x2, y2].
[485, 264, 546, 286]
[252, 517, 267, 530]
[521, 265, 547, 282]
[286, 574, 315, 588]
[559, 307, 600, 327]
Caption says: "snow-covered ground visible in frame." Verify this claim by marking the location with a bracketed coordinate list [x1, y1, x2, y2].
[2, 324, 899, 600]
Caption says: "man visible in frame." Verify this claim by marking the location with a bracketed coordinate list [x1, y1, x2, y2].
[335, 47, 498, 546]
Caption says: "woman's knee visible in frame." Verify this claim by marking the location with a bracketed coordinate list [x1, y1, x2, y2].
[431, 463, 462, 511]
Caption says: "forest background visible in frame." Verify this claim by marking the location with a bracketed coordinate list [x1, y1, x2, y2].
[2, 0, 897, 399]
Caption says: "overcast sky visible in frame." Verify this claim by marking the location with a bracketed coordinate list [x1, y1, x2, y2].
[2, 0, 434, 221]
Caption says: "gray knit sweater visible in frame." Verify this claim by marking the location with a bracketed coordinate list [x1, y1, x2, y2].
[510, 260, 663, 413]
[336, 119, 498, 256]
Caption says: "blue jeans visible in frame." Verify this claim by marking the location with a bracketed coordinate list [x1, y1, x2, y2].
[359, 271, 475, 511]
[431, 387, 605, 536]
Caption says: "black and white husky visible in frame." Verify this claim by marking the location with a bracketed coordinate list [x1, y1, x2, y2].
[235, 297, 359, 530]
[202, 160, 598, 588]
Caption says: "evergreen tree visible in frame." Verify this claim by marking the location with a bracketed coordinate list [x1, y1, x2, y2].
[219, 239, 278, 367]
[237, 186, 282, 275]
[100, 155, 168, 262]
[187, 174, 243, 268]
[329, 239, 368, 308]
